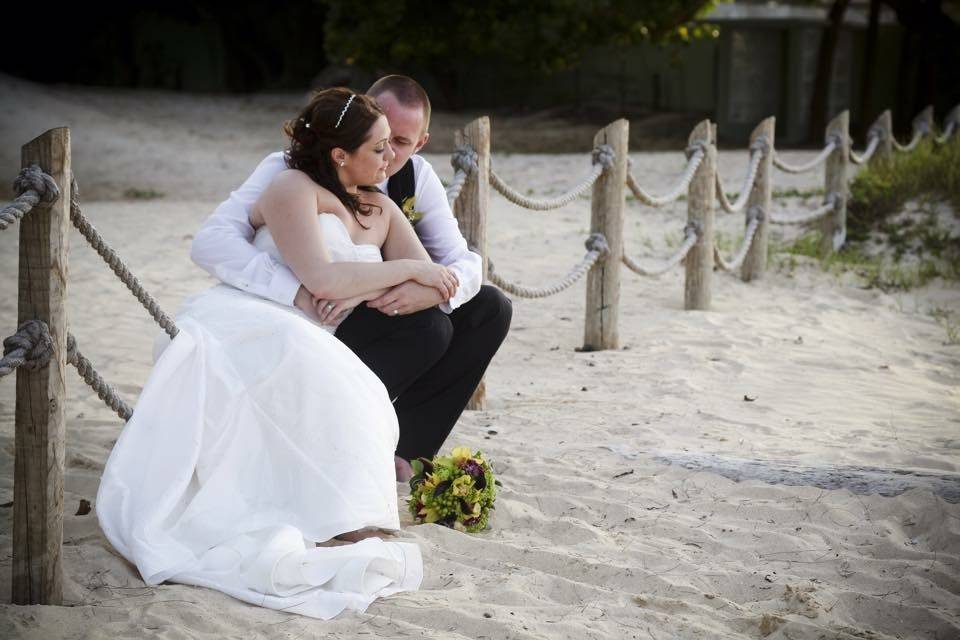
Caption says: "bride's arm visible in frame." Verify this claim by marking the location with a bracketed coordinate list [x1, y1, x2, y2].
[359, 194, 449, 315]
[379, 196, 432, 262]
[258, 171, 457, 300]
[312, 195, 436, 324]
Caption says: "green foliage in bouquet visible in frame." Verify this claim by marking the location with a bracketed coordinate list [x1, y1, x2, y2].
[408, 447, 496, 533]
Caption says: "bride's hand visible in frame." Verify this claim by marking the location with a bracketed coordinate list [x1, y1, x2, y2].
[315, 294, 365, 325]
[409, 262, 458, 301]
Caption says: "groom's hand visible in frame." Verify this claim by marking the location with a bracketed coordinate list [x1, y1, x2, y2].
[293, 285, 323, 323]
[368, 281, 445, 316]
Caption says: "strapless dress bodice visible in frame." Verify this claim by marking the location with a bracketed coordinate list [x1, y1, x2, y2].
[253, 213, 383, 265]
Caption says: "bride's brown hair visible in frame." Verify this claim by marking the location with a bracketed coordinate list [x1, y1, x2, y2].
[283, 87, 384, 226]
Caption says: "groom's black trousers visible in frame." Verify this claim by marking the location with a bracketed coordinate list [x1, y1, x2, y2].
[335, 285, 512, 460]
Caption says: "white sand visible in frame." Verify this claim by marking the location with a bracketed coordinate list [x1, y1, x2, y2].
[1, 75, 958, 639]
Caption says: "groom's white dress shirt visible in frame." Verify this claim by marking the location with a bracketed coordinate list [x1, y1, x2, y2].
[190, 152, 482, 313]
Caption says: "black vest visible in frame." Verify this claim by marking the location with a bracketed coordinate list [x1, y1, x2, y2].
[386, 158, 416, 210]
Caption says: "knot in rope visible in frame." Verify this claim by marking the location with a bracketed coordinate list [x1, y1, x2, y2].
[749, 134, 770, 154]
[66, 333, 79, 364]
[825, 132, 845, 149]
[584, 233, 609, 256]
[826, 192, 842, 211]
[683, 220, 701, 238]
[684, 140, 708, 159]
[2, 319, 54, 372]
[451, 145, 478, 174]
[946, 106, 960, 129]
[747, 205, 765, 222]
[591, 145, 615, 169]
[866, 124, 885, 142]
[13, 165, 60, 204]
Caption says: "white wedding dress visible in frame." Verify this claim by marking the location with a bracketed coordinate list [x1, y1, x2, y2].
[97, 214, 422, 619]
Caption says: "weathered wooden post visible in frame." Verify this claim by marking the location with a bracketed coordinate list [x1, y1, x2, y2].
[582, 119, 628, 351]
[13, 128, 70, 605]
[871, 110, 894, 163]
[943, 104, 960, 140]
[684, 120, 715, 310]
[820, 111, 850, 257]
[741, 117, 775, 282]
[453, 117, 490, 410]
[913, 105, 934, 140]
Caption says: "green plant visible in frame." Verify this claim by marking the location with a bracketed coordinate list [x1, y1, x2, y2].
[774, 230, 959, 292]
[773, 187, 824, 200]
[930, 307, 960, 345]
[847, 138, 960, 243]
[777, 231, 823, 259]
[122, 187, 164, 200]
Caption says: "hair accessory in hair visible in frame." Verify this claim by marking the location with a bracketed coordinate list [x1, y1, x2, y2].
[335, 94, 356, 128]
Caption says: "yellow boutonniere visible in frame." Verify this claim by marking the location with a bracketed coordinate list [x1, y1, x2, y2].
[402, 196, 424, 225]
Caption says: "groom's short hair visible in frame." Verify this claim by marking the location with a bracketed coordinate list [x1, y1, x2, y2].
[367, 75, 431, 135]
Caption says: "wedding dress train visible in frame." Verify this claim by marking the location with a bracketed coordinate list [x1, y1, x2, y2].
[97, 214, 422, 619]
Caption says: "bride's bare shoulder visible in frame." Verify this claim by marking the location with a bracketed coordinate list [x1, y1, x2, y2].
[252, 170, 324, 226]
[269, 169, 344, 209]
[265, 168, 318, 193]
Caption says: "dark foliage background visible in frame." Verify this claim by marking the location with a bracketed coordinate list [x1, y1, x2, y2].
[2, 2, 328, 92]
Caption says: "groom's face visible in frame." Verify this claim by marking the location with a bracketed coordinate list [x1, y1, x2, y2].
[376, 91, 430, 178]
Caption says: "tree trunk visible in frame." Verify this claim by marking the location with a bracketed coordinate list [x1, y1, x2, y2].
[883, 0, 960, 132]
[808, 0, 851, 143]
[858, 0, 881, 138]
[914, 0, 938, 117]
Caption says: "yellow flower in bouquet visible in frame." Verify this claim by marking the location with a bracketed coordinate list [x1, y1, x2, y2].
[408, 447, 496, 533]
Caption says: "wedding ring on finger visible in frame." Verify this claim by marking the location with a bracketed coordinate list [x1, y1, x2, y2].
[325, 302, 334, 311]
[393, 309, 399, 316]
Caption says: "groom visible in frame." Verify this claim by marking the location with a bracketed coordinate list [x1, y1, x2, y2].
[191, 75, 511, 475]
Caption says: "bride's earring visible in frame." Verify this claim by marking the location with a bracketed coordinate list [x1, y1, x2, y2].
[339, 161, 345, 167]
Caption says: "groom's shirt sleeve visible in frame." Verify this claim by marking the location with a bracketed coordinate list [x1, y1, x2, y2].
[190, 152, 302, 306]
[412, 155, 483, 313]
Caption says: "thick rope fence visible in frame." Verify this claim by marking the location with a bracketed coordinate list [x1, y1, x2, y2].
[446, 145, 477, 206]
[849, 131, 881, 165]
[933, 105, 958, 145]
[715, 138, 766, 214]
[714, 211, 762, 272]
[0, 321, 133, 420]
[69, 180, 180, 340]
[1, 168, 176, 423]
[893, 130, 923, 152]
[768, 194, 839, 225]
[626, 143, 704, 207]
[935, 121, 956, 145]
[0, 165, 59, 230]
[487, 234, 608, 298]
[485, 145, 613, 211]
[1, 103, 957, 605]
[772, 137, 837, 174]
[440, 105, 955, 316]
[622, 222, 699, 277]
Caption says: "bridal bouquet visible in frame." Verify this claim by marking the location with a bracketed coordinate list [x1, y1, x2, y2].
[408, 447, 496, 533]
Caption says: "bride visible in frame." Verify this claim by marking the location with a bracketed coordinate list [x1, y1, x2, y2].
[96, 89, 455, 619]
